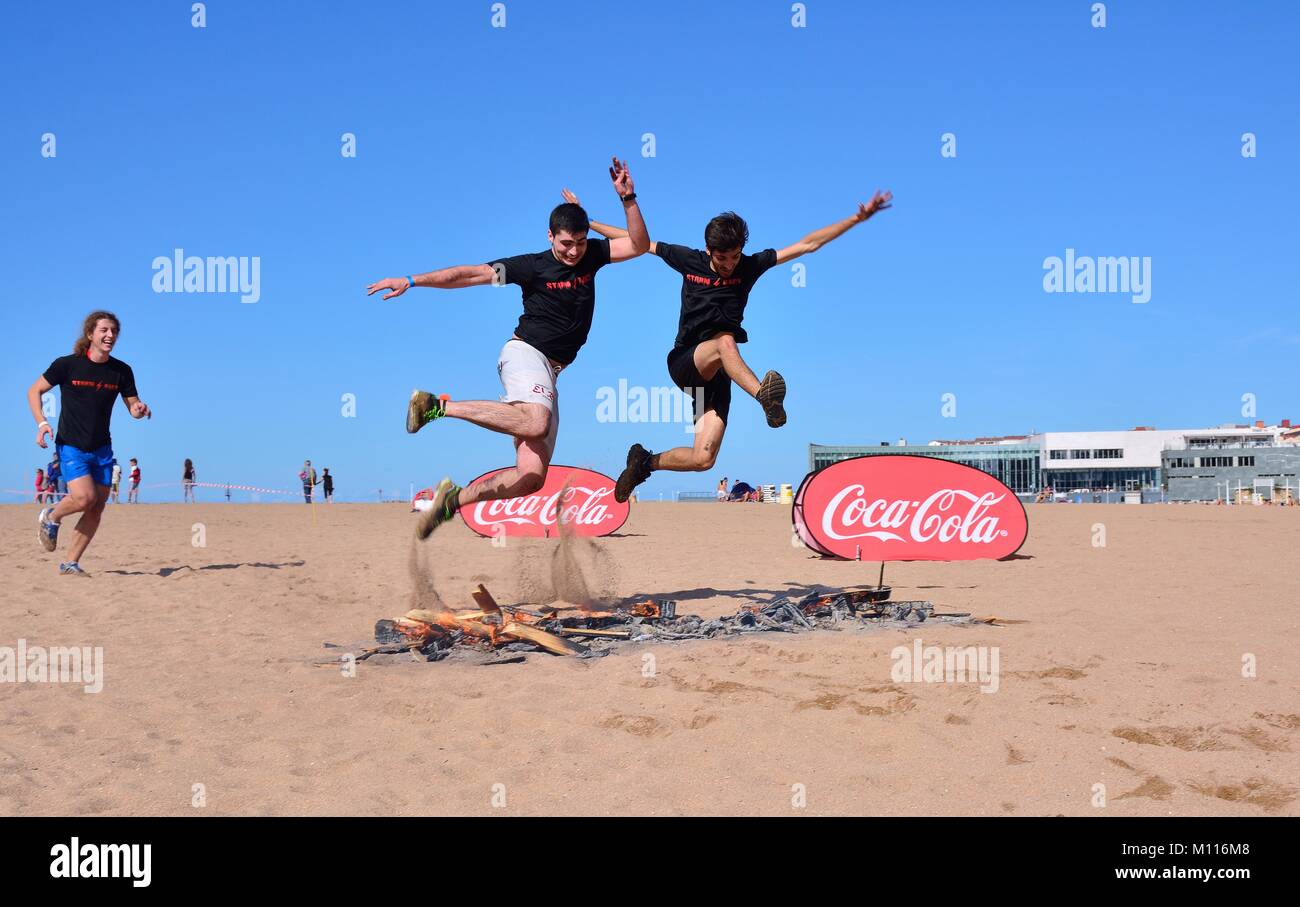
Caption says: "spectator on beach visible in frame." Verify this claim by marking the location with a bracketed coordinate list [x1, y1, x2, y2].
[46, 453, 61, 501]
[322, 468, 334, 503]
[729, 480, 757, 502]
[128, 458, 141, 503]
[110, 461, 121, 503]
[34, 468, 45, 503]
[183, 458, 197, 502]
[299, 460, 319, 503]
[716, 477, 728, 501]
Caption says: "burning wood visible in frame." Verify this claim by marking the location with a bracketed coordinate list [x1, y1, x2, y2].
[354, 584, 984, 667]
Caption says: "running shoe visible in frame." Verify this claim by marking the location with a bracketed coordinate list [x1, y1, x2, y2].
[38, 507, 59, 552]
[415, 478, 462, 540]
[614, 443, 654, 503]
[406, 390, 450, 434]
[756, 370, 787, 428]
[58, 562, 89, 577]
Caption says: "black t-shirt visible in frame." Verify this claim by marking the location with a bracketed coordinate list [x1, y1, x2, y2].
[654, 243, 778, 350]
[42, 352, 138, 451]
[323, 474, 334, 491]
[492, 239, 612, 365]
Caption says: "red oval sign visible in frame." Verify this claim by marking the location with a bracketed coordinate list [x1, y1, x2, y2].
[792, 455, 1028, 561]
[458, 464, 630, 538]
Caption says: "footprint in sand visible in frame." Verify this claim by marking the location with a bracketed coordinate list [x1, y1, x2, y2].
[1187, 777, 1297, 812]
[1005, 744, 1031, 765]
[599, 714, 670, 738]
[1113, 724, 1289, 753]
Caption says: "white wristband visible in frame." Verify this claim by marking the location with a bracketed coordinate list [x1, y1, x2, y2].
[38, 421, 50, 429]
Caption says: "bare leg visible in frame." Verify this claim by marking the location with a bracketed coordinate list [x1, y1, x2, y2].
[459, 435, 550, 506]
[444, 400, 550, 440]
[650, 410, 727, 472]
[63, 480, 109, 563]
[50, 475, 96, 523]
[693, 333, 760, 398]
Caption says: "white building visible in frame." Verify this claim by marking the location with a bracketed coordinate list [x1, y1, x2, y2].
[1033, 423, 1290, 491]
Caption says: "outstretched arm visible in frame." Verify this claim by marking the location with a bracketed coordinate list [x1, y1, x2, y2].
[366, 263, 498, 300]
[562, 187, 657, 255]
[775, 190, 893, 264]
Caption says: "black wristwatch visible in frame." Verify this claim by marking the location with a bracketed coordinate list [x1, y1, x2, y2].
[620, 192, 637, 203]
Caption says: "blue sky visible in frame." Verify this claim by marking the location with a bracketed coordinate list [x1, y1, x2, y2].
[2, 1, 1296, 502]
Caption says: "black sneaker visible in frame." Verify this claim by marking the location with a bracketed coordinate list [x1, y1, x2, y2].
[614, 443, 653, 503]
[756, 370, 787, 428]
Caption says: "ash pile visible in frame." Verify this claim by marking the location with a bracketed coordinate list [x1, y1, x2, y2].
[329, 584, 977, 667]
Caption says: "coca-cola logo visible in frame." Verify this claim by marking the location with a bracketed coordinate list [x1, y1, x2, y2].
[793, 455, 1028, 561]
[457, 464, 630, 538]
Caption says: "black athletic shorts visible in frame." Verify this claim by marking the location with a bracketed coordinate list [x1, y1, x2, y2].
[667, 344, 731, 423]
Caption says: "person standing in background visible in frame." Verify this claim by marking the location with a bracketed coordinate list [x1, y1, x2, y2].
[128, 458, 141, 503]
[183, 458, 197, 502]
[299, 460, 319, 503]
[110, 461, 121, 503]
[34, 468, 45, 504]
[47, 453, 61, 502]
[322, 468, 334, 503]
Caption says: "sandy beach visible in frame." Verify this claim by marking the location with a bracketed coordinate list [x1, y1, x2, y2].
[1, 501, 1296, 816]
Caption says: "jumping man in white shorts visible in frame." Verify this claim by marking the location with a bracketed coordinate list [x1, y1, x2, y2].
[365, 157, 649, 538]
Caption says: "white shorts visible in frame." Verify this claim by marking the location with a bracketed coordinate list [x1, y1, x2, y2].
[497, 339, 560, 455]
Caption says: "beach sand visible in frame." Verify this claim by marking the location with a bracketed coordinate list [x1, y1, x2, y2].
[1, 501, 1297, 816]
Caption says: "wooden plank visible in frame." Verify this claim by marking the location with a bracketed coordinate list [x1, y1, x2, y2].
[471, 584, 501, 614]
[501, 621, 586, 656]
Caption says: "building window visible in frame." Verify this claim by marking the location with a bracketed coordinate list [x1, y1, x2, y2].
[1049, 450, 1068, 460]
[1093, 448, 1123, 459]
[1238, 456, 1255, 467]
[1167, 457, 1193, 469]
[1199, 456, 1232, 468]
[1070, 449, 1091, 459]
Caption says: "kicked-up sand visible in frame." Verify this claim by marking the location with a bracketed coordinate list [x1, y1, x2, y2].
[0, 501, 1296, 816]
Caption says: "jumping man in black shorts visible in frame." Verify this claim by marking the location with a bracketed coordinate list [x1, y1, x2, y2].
[566, 188, 893, 501]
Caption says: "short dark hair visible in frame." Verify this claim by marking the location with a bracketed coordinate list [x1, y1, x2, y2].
[705, 212, 748, 252]
[549, 203, 590, 236]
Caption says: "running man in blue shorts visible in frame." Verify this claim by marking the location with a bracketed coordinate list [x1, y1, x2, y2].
[27, 311, 151, 575]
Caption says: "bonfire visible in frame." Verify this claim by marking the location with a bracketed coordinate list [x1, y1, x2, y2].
[330, 584, 992, 666]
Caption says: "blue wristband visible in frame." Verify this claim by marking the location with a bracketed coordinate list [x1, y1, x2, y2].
[406, 275, 416, 289]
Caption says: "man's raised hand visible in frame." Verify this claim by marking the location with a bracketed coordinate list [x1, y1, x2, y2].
[366, 277, 410, 300]
[609, 157, 635, 197]
[562, 187, 582, 206]
[857, 190, 893, 221]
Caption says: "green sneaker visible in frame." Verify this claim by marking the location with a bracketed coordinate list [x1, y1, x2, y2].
[407, 390, 450, 434]
[416, 478, 462, 540]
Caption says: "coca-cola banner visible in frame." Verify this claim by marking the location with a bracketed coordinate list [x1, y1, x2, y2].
[459, 465, 630, 538]
[793, 455, 1028, 561]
